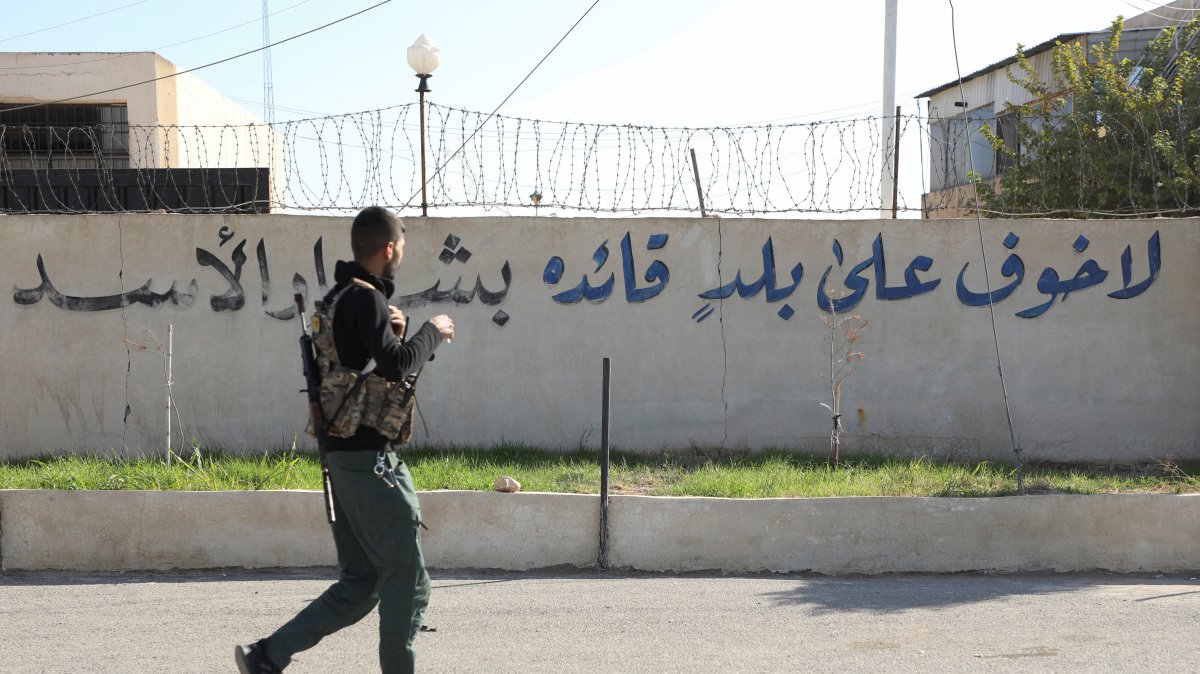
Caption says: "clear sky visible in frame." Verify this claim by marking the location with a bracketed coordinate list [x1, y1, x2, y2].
[1, 0, 1171, 126]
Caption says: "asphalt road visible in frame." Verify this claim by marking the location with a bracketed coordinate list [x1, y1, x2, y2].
[2, 569, 1198, 673]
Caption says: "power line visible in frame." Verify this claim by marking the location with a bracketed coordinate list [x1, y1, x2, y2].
[229, 97, 374, 120]
[0, 0, 315, 71]
[1119, 0, 1185, 22]
[0, 0, 391, 116]
[726, 88, 927, 127]
[407, 0, 603, 209]
[947, 0, 1023, 490]
[0, 0, 151, 44]
[1120, 0, 1200, 17]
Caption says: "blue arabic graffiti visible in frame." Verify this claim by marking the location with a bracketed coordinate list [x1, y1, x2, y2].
[693, 236, 803, 322]
[957, 232, 1024, 307]
[685, 229, 1162, 322]
[815, 233, 942, 313]
[544, 232, 670, 304]
[956, 231, 1160, 319]
[1107, 231, 1161, 300]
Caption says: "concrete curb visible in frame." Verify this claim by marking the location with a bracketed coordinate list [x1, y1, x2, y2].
[608, 493, 1200, 573]
[2, 490, 1198, 573]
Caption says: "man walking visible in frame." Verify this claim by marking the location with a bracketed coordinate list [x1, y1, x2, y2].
[237, 206, 454, 673]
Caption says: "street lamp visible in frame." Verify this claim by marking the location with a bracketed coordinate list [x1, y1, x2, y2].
[407, 33, 440, 217]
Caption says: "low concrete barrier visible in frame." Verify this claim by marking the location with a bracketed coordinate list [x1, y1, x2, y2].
[421, 491, 599, 570]
[608, 494, 1200, 573]
[0, 490, 597, 572]
[1, 490, 1197, 573]
[0, 491, 333, 571]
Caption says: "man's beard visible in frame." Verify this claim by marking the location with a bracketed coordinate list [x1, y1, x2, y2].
[383, 254, 401, 279]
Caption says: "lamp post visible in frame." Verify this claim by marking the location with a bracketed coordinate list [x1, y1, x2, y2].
[407, 34, 440, 217]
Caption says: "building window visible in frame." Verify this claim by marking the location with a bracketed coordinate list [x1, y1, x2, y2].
[929, 107, 996, 191]
[0, 103, 129, 169]
[995, 113, 1020, 174]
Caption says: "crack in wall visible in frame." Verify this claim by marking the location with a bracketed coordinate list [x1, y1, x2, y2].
[715, 215, 729, 447]
[119, 215, 132, 449]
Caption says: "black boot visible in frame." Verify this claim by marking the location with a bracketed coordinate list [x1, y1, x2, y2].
[234, 639, 282, 673]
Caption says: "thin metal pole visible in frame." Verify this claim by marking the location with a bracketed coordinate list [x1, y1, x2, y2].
[689, 148, 708, 218]
[892, 105, 902, 219]
[599, 357, 611, 568]
[419, 87, 429, 218]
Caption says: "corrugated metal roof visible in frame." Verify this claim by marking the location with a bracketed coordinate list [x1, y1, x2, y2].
[916, 32, 1086, 99]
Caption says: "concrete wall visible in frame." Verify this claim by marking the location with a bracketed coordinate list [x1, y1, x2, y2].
[0, 52, 163, 127]
[171, 71, 285, 205]
[2, 214, 1197, 461]
[2, 490, 1197, 573]
[1, 52, 185, 169]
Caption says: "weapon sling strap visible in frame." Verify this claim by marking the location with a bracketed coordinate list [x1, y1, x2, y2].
[323, 278, 380, 422]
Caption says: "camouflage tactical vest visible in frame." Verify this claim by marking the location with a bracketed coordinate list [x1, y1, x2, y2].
[310, 278, 415, 444]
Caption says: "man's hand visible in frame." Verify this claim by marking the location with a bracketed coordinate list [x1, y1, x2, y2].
[389, 306, 407, 337]
[428, 314, 455, 342]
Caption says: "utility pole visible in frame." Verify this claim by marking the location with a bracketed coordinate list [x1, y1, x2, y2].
[880, 0, 898, 218]
[262, 0, 275, 127]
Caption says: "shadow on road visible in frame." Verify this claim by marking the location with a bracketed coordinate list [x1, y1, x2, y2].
[5, 567, 1196, 613]
[0, 567, 339, 586]
[761, 573, 1199, 614]
[0, 566, 587, 587]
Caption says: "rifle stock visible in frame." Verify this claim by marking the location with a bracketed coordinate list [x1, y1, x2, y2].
[295, 293, 336, 524]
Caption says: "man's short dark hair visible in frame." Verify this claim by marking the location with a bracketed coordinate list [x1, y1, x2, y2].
[351, 206, 405, 260]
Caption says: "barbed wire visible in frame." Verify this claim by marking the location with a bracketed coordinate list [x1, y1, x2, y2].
[0, 102, 1193, 217]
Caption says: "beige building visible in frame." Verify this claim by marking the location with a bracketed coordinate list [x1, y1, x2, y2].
[0, 51, 283, 211]
[917, 0, 1200, 218]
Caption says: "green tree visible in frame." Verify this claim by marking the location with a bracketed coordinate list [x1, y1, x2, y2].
[977, 17, 1200, 218]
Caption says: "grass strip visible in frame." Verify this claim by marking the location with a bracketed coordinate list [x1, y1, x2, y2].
[1, 446, 1197, 497]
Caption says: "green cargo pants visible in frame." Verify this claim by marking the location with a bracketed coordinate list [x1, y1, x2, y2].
[265, 449, 430, 673]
